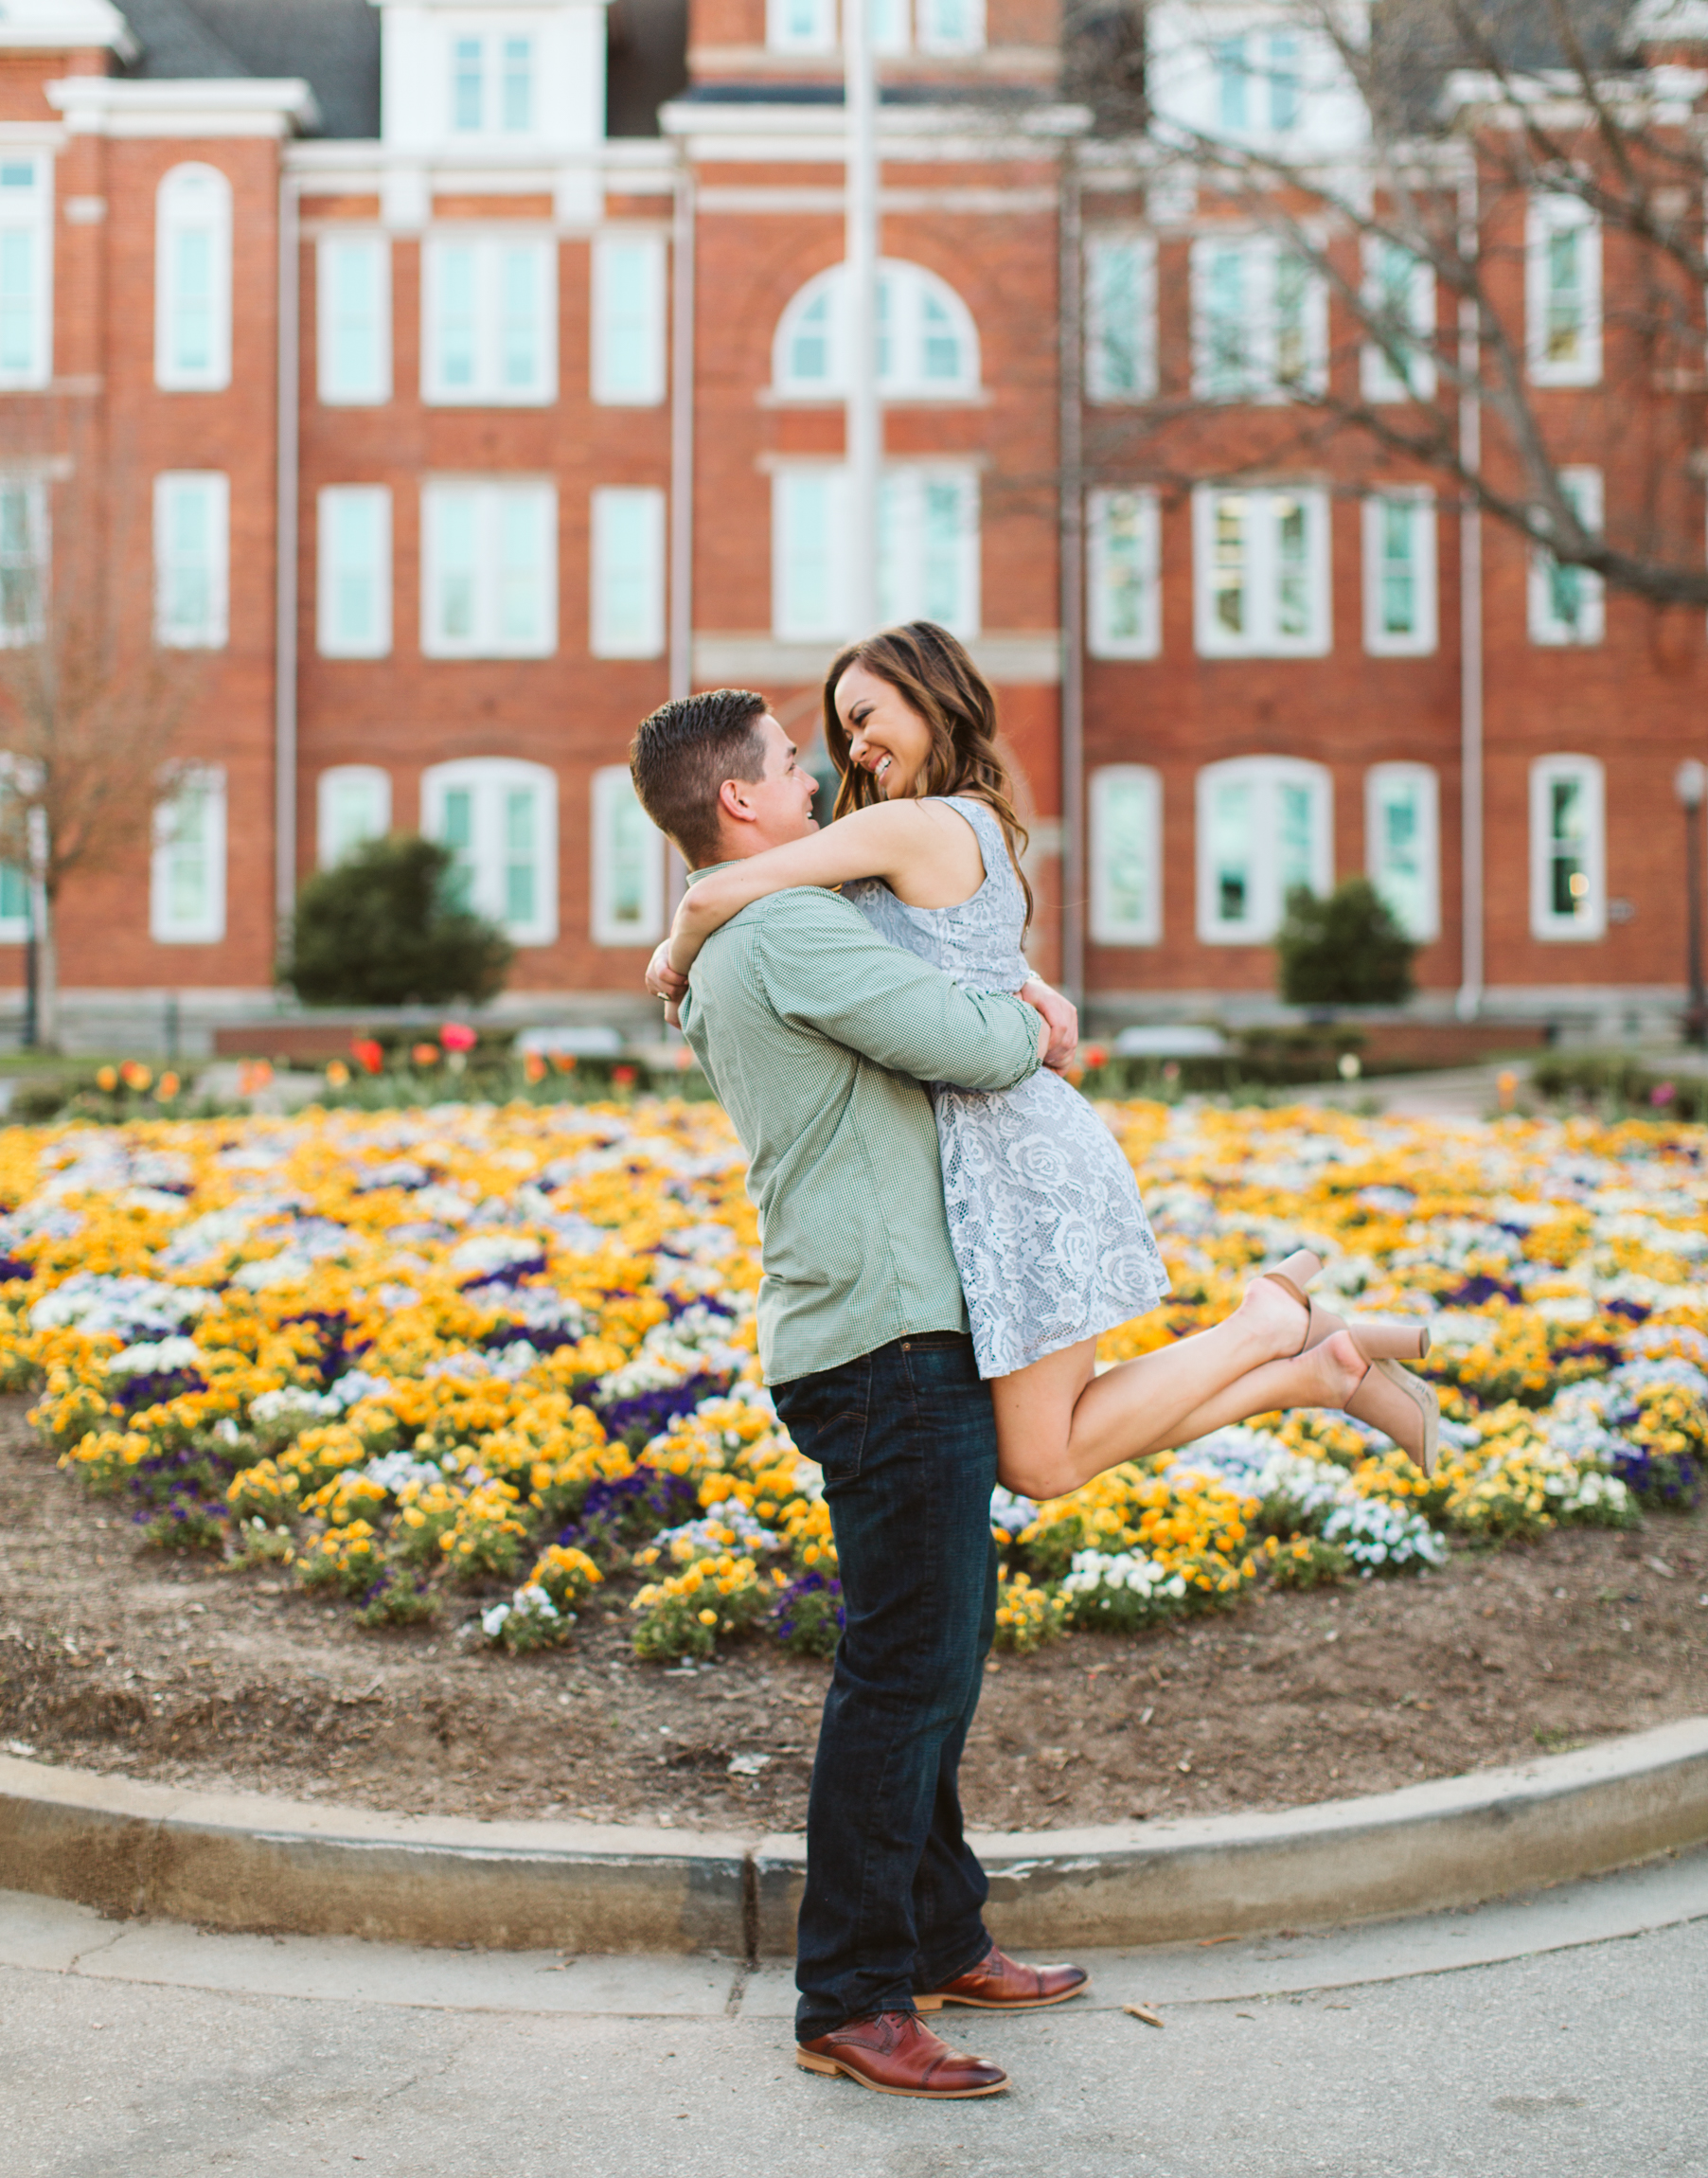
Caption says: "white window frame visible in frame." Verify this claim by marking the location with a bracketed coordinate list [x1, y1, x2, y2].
[420, 480, 557, 659]
[0, 151, 52, 391]
[151, 764, 227, 943]
[0, 475, 48, 648]
[1084, 232, 1157, 403]
[916, 0, 985, 53]
[152, 472, 229, 651]
[1089, 763, 1163, 946]
[316, 486, 393, 660]
[767, 0, 836, 54]
[772, 462, 980, 641]
[1361, 235, 1435, 402]
[316, 232, 391, 405]
[591, 763, 667, 947]
[316, 765, 392, 867]
[1195, 756, 1333, 944]
[591, 232, 667, 406]
[421, 757, 559, 946]
[1192, 485, 1331, 658]
[1190, 234, 1327, 402]
[1365, 761, 1439, 942]
[590, 486, 667, 660]
[154, 163, 232, 393]
[421, 232, 557, 407]
[1528, 466, 1605, 647]
[1086, 488, 1161, 660]
[1526, 190, 1602, 387]
[1530, 754, 1606, 941]
[1361, 491, 1437, 656]
[445, 27, 536, 137]
[772, 259, 980, 401]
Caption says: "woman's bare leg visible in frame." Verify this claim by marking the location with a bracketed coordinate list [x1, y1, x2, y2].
[993, 1281, 1369, 1501]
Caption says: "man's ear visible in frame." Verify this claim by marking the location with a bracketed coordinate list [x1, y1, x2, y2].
[717, 776, 756, 828]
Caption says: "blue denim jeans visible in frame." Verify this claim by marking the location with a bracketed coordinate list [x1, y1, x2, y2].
[773, 1330, 999, 2041]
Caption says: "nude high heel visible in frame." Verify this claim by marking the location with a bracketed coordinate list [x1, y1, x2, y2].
[1300, 1300, 1431, 1365]
[1256, 1249, 1325, 1356]
[1343, 1356, 1439, 1478]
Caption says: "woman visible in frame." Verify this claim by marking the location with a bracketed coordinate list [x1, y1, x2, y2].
[646, 623, 1436, 1498]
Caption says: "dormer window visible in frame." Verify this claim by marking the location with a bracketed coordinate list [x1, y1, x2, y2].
[448, 29, 534, 136]
[1213, 30, 1301, 135]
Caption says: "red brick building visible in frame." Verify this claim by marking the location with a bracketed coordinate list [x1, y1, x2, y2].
[0, 0, 1704, 1049]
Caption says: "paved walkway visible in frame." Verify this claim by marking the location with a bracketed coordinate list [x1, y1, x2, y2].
[4, 1851, 1705, 2176]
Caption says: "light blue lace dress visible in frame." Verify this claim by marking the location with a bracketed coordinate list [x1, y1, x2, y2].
[844, 795, 1169, 1379]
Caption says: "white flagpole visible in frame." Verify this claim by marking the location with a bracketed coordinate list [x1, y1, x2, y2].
[844, 0, 880, 636]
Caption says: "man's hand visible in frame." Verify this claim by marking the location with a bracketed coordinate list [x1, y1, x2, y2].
[646, 940, 689, 1030]
[1020, 977, 1078, 1074]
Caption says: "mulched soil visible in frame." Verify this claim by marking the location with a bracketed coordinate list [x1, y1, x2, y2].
[2, 1397, 1706, 1833]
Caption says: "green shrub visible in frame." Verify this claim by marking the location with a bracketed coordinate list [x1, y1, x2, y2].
[282, 836, 513, 1008]
[1276, 878, 1415, 1008]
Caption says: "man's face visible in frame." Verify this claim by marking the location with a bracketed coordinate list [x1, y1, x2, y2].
[721, 714, 819, 854]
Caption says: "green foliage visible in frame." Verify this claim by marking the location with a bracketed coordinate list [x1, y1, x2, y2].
[282, 836, 513, 1008]
[1275, 878, 1416, 1008]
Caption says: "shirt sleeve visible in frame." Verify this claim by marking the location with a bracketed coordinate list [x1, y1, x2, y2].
[749, 890, 1042, 1092]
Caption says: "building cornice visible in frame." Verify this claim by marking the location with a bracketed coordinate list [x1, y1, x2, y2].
[47, 76, 321, 138]
[0, 0, 135, 58]
[661, 97, 1089, 162]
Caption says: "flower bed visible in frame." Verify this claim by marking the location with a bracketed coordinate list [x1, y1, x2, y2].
[1, 1098, 1704, 1665]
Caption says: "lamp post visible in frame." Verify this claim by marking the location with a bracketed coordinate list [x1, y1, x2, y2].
[1677, 759, 1708, 1047]
[844, 0, 879, 635]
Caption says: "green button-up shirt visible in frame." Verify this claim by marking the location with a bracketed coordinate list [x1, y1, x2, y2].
[677, 874, 1041, 1385]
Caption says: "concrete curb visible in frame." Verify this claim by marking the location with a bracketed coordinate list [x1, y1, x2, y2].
[4, 1718, 1708, 1956]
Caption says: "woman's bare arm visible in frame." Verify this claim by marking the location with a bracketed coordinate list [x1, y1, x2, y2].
[663, 800, 981, 974]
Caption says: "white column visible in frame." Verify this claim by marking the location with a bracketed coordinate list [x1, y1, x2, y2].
[844, 0, 881, 635]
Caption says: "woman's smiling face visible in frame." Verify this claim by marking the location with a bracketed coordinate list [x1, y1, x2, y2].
[835, 664, 933, 800]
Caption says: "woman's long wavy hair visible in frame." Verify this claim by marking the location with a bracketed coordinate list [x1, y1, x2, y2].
[822, 621, 1034, 929]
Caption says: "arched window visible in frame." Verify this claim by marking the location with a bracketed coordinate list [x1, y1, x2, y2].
[317, 766, 391, 867]
[591, 764, 665, 947]
[421, 757, 558, 946]
[155, 164, 232, 392]
[1529, 754, 1606, 940]
[1365, 762, 1438, 941]
[773, 260, 979, 400]
[151, 765, 227, 943]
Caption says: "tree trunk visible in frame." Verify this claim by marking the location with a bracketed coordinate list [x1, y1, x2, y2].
[36, 884, 59, 1054]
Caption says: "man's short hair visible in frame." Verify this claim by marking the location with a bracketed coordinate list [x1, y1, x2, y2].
[630, 688, 770, 868]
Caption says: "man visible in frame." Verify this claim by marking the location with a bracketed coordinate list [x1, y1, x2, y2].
[630, 687, 1087, 2101]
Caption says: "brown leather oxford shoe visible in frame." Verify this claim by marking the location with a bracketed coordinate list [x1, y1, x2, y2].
[916, 1942, 1090, 2012]
[795, 2009, 1010, 2098]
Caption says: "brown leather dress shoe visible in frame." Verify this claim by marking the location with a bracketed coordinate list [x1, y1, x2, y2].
[916, 1942, 1089, 2011]
[795, 2009, 1009, 2098]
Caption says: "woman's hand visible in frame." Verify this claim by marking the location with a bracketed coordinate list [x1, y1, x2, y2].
[1020, 977, 1078, 1074]
[646, 940, 689, 1013]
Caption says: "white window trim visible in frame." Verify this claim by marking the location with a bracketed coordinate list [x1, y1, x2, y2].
[916, 0, 985, 54]
[1528, 466, 1605, 647]
[772, 461, 981, 642]
[1365, 761, 1440, 943]
[154, 163, 232, 394]
[1360, 236, 1436, 402]
[150, 764, 227, 944]
[766, 0, 836, 55]
[1089, 763, 1163, 946]
[151, 472, 229, 652]
[0, 151, 52, 391]
[420, 231, 558, 407]
[1086, 487, 1162, 660]
[0, 474, 48, 648]
[591, 231, 667, 407]
[316, 486, 393, 660]
[591, 763, 667, 947]
[1191, 484, 1332, 658]
[316, 765, 392, 867]
[772, 259, 980, 402]
[315, 231, 391, 406]
[590, 486, 667, 660]
[444, 27, 538, 139]
[1195, 756, 1333, 944]
[1084, 231, 1158, 403]
[1361, 491, 1437, 656]
[1529, 753, 1606, 941]
[1526, 189, 1602, 388]
[420, 756, 559, 946]
[420, 479, 558, 660]
[1189, 232, 1328, 403]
